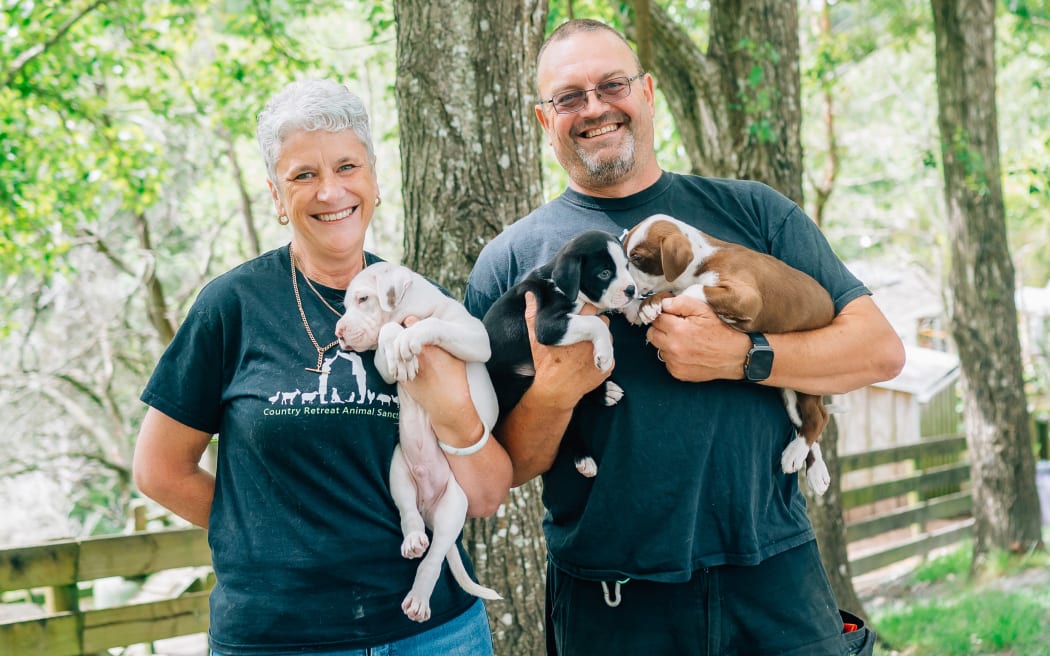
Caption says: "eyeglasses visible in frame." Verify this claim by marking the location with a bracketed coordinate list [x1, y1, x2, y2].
[540, 73, 645, 115]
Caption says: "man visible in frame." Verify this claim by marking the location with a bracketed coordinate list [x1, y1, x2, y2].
[465, 19, 904, 656]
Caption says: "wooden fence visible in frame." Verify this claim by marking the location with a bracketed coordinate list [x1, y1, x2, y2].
[838, 433, 973, 576]
[0, 528, 212, 655]
[0, 435, 973, 654]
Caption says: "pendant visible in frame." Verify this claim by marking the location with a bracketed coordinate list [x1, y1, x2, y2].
[306, 351, 325, 373]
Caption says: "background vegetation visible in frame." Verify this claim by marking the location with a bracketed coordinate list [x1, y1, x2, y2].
[1, 0, 1049, 652]
[868, 529, 1050, 655]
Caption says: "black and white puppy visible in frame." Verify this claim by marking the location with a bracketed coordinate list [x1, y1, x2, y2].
[482, 230, 637, 477]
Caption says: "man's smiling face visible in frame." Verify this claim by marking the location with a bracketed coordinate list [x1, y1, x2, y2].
[535, 29, 656, 196]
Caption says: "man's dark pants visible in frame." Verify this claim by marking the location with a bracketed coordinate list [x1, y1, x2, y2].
[545, 540, 876, 655]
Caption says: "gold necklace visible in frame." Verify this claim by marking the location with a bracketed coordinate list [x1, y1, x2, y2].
[294, 254, 345, 318]
[293, 249, 369, 318]
[290, 245, 341, 373]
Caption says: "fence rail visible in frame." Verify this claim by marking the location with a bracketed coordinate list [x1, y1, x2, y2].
[1, 436, 973, 654]
[0, 528, 212, 655]
[839, 433, 972, 577]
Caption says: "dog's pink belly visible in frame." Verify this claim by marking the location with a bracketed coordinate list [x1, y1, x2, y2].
[406, 457, 452, 515]
[397, 390, 452, 512]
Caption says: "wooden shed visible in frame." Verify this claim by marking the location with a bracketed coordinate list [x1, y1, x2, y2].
[835, 346, 962, 523]
[837, 346, 962, 456]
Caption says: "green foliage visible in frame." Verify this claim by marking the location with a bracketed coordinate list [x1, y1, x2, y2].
[998, 7, 1050, 286]
[0, 0, 390, 540]
[733, 38, 780, 144]
[546, 0, 623, 32]
[0, 0, 343, 283]
[912, 543, 972, 583]
[1003, 0, 1050, 23]
[875, 590, 1050, 655]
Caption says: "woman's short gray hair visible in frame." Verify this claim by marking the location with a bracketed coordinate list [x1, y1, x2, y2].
[257, 79, 375, 183]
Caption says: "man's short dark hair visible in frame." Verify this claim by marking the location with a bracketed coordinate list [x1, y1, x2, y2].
[537, 19, 642, 93]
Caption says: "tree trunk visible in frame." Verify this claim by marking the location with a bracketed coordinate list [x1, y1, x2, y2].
[394, 0, 546, 299]
[931, 0, 1043, 567]
[631, 0, 803, 201]
[804, 417, 867, 622]
[394, 1, 549, 653]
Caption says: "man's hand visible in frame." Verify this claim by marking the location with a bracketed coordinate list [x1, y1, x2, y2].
[645, 294, 749, 382]
[494, 292, 613, 486]
[525, 292, 612, 408]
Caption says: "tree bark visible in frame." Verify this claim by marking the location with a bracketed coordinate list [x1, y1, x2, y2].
[394, 2, 549, 653]
[394, 0, 546, 299]
[931, 0, 1043, 566]
[804, 417, 867, 621]
[630, 0, 803, 202]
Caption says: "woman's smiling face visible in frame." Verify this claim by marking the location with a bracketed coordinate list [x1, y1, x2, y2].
[269, 128, 379, 261]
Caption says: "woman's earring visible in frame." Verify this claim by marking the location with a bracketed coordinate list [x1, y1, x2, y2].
[375, 197, 382, 207]
[278, 215, 289, 225]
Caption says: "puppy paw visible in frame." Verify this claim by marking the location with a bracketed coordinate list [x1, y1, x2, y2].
[593, 340, 614, 372]
[401, 592, 432, 623]
[603, 381, 625, 406]
[622, 301, 646, 325]
[398, 355, 421, 381]
[638, 299, 664, 325]
[575, 456, 598, 478]
[377, 324, 413, 381]
[806, 460, 831, 496]
[401, 531, 429, 559]
[780, 437, 810, 474]
[395, 326, 429, 362]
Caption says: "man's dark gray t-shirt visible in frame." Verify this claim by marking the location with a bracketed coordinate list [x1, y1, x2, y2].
[465, 171, 869, 583]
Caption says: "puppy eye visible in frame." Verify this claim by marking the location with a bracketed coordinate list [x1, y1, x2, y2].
[598, 270, 612, 281]
[356, 294, 369, 305]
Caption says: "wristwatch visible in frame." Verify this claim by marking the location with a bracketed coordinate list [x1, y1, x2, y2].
[743, 332, 774, 382]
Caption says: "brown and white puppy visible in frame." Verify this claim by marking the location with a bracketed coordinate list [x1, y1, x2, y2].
[622, 214, 835, 495]
[335, 262, 501, 622]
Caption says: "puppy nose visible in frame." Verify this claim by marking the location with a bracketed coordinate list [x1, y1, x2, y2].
[625, 284, 636, 298]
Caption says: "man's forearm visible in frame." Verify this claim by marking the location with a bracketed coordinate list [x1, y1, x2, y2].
[763, 296, 905, 395]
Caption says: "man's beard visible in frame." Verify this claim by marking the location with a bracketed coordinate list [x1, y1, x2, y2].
[579, 131, 634, 185]
[575, 132, 636, 187]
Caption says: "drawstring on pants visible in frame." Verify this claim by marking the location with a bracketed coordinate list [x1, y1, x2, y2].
[601, 578, 631, 607]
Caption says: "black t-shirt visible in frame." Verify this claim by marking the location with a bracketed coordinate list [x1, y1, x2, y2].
[465, 171, 869, 583]
[141, 245, 475, 654]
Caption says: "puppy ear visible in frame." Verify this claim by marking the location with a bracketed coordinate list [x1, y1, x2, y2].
[662, 233, 694, 282]
[552, 252, 582, 301]
[378, 267, 413, 312]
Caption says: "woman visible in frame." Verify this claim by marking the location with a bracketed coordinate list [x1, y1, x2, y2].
[133, 79, 512, 656]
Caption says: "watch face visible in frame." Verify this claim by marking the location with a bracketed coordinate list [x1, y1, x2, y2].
[746, 347, 774, 381]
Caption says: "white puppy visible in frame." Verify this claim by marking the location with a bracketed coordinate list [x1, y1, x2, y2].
[335, 262, 501, 622]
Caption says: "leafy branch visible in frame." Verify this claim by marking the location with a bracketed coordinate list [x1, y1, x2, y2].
[2, 0, 112, 88]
